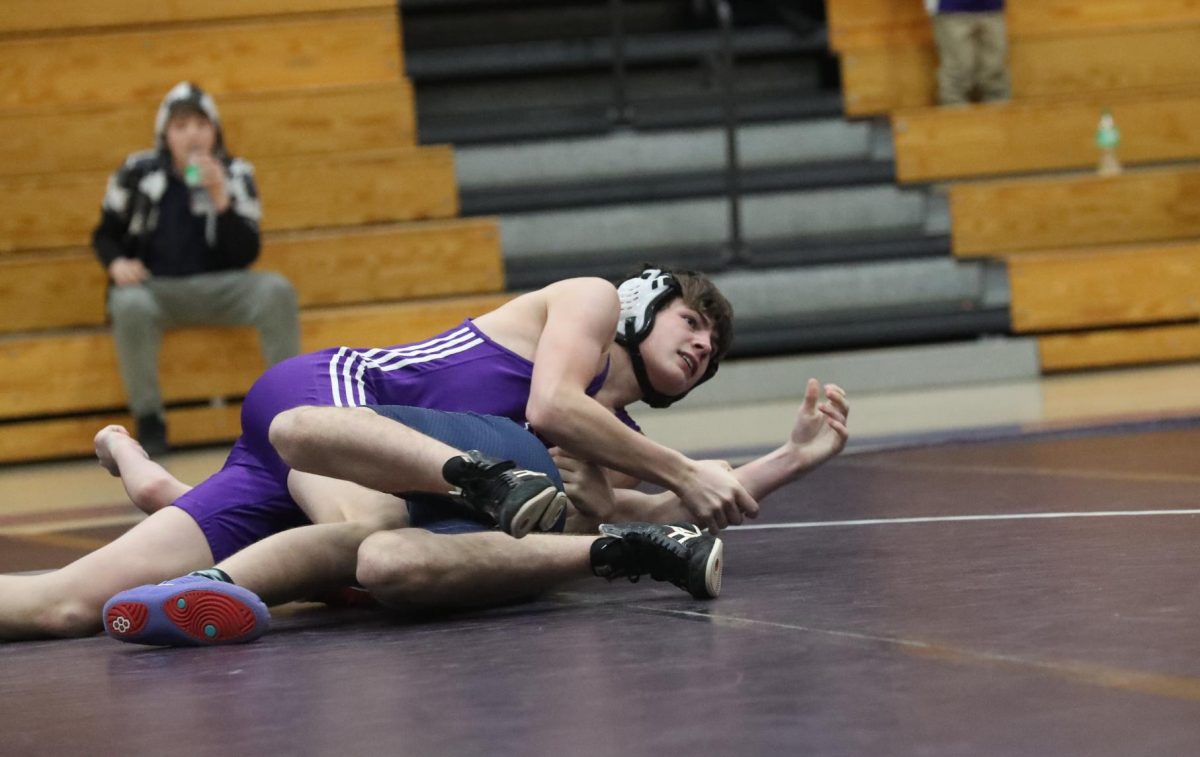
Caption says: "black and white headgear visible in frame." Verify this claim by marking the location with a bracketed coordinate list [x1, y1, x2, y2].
[615, 268, 719, 408]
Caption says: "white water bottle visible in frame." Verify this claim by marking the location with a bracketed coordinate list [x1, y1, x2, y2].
[184, 152, 215, 215]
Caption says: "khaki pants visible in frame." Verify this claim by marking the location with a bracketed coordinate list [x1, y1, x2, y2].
[108, 269, 300, 418]
[932, 11, 1010, 105]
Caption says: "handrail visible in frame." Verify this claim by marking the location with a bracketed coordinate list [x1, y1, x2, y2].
[711, 0, 745, 264]
[606, 0, 747, 264]
[608, 0, 632, 125]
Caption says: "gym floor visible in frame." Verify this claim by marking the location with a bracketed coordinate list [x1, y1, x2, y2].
[3, 364, 1200, 756]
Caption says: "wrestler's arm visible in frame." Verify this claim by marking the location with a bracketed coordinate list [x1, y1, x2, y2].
[527, 278, 756, 531]
[560, 378, 850, 532]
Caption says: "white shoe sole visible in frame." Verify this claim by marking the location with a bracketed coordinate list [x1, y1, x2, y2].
[505, 487, 564, 538]
[699, 537, 724, 599]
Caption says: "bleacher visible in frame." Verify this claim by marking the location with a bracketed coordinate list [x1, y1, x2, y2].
[0, 1, 505, 463]
[825, 0, 1200, 376]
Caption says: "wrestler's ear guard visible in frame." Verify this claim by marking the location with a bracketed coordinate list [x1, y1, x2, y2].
[615, 268, 680, 346]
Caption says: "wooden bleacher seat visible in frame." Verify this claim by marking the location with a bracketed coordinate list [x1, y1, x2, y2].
[0, 218, 502, 334]
[1006, 241, 1200, 333]
[0, 1, 508, 464]
[892, 92, 1200, 183]
[949, 166, 1200, 256]
[829, 0, 1200, 116]
[1000, 240, 1200, 374]
[0, 0, 393, 35]
[0, 292, 514, 463]
[0, 8, 403, 111]
[1038, 322, 1200, 373]
[829, 0, 1200, 52]
[0, 146, 459, 252]
[0, 81, 415, 177]
[0, 292, 513, 423]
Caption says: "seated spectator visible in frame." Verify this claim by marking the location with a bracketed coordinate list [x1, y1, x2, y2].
[926, 0, 1010, 106]
[92, 82, 300, 455]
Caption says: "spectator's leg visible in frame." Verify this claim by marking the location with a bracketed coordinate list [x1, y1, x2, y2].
[243, 271, 301, 366]
[155, 270, 301, 368]
[932, 13, 975, 106]
[108, 284, 167, 420]
[976, 11, 1011, 102]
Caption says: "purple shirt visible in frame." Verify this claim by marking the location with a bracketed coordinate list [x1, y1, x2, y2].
[933, 0, 1004, 13]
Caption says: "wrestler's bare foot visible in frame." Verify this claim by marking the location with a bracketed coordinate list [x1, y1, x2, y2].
[94, 425, 148, 477]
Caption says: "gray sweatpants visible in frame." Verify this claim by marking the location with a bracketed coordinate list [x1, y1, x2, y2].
[107, 269, 300, 418]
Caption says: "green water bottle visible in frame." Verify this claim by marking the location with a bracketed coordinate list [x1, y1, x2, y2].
[184, 152, 214, 214]
[1095, 109, 1122, 176]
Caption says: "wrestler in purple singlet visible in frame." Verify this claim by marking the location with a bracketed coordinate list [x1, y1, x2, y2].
[172, 320, 640, 560]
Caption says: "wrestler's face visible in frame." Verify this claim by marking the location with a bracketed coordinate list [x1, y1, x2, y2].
[164, 110, 216, 171]
[640, 298, 715, 396]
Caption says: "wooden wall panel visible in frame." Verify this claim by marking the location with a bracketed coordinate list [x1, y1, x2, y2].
[0, 10, 402, 111]
[0, 81, 415, 177]
[0, 1, 393, 35]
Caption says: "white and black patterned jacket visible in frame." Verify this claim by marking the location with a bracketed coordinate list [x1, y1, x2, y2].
[92, 82, 262, 276]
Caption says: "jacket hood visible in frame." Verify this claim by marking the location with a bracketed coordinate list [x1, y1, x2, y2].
[154, 81, 227, 159]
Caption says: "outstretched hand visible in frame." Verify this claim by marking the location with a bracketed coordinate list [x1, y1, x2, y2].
[787, 378, 850, 470]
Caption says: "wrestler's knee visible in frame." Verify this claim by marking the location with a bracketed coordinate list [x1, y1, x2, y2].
[128, 470, 182, 511]
[35, 596, 102, 638]
[268, 406, 315, 465]
[356, 530, 437, 600]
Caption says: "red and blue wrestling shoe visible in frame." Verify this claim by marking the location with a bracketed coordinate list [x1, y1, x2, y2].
[103, 575, 269, 646]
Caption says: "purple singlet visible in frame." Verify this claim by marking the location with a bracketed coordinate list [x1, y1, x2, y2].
[172, 320, 637, 560]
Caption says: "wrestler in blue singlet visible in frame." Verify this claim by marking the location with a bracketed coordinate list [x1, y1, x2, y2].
[172, 320, 640, 560]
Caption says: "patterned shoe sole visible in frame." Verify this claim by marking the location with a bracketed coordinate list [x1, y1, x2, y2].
[105, 586, 268, 646]
[164, 589, 263, 643]
[503, 486, 560, 539]
[105, 602, 149, 637]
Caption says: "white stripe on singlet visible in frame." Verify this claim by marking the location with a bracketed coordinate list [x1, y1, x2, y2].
[326, 327, 486, 407]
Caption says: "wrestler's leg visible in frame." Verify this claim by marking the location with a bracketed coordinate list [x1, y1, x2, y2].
[212, 473, 409, 606]
[356, 530, 594, 610]
[94, 425, 191, 514]
[269, 406, 460, 494]
[0, 506, 213, 640]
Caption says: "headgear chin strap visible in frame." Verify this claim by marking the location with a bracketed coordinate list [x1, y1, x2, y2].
[615, 268, 719, 408]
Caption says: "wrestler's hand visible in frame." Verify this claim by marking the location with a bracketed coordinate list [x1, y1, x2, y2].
[786, 378, 849, 471]
[676, 459, 758, 534]
[550, 447, 614, 520]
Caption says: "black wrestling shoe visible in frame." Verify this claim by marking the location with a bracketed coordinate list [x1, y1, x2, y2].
[591, 522, 723, 599]
[442, 450, 566, 538]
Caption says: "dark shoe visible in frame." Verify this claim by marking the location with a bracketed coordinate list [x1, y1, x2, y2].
[103, 575, 269, 646]
[441, 450, 567, 538]
[135, 414, 168, 457]
[591, 522, 723, 599]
